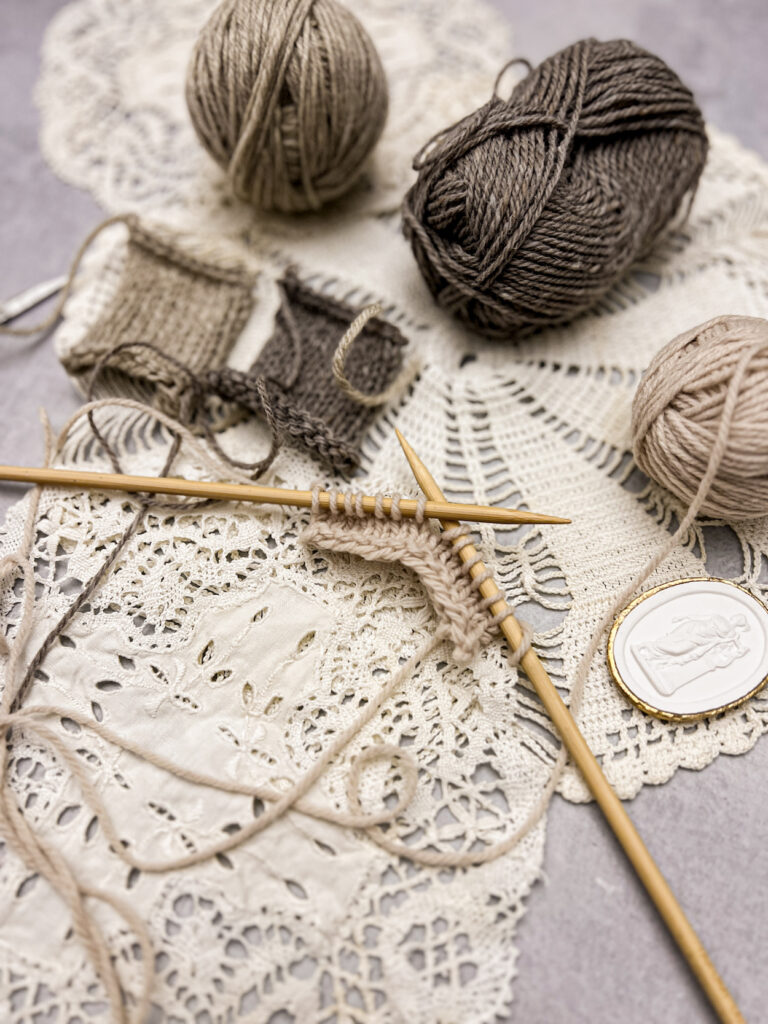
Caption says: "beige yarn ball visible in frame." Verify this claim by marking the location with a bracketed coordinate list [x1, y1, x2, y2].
[632, 315, 768, 521]
[186, 0, 388, 213]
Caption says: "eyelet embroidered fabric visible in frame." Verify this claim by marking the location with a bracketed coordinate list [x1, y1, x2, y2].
[3, 0, 768, 1019]
[1, 420, 551, 1024]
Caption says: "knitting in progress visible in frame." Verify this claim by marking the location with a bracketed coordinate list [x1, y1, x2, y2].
[403, 38, 708, 338]
[7, 355, 755, 1019]
[302, 487, 533, 666]
[2, 366, 759, 1020]
[186, 0, 389, 212]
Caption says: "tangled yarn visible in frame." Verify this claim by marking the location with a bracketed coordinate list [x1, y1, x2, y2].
[633, 314, 768, 521]
[186, 0, 388, 212]
[402, 38, 708, 339]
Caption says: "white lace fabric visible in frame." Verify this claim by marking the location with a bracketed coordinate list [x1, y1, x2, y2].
[3, 0, 768, 1020]
[1, 440, 549, 1023]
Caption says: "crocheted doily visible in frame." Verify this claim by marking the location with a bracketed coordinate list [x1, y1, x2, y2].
[2, 0, 768, 1020]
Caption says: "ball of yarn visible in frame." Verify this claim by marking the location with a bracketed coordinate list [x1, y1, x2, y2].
[186, 0, 388, 213]
[402, 39, 708, 339]
[632, 315, 768, 521]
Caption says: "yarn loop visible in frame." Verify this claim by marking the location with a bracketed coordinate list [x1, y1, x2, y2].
[633, 314, 768, 520]
[186, 0, 388, 212]
[403, 38, 708, 338]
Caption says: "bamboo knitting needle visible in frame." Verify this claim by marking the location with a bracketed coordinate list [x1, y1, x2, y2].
[0, 464, 570, 528]
[395, 429, 744, 1024]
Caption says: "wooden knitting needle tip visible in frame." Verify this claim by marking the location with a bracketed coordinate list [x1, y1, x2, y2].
[395, 428, 745, 1024]
[0, 464, 570, 528]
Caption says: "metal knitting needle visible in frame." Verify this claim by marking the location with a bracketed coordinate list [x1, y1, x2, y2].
[0, 275, 68, 325]
[395, 429, 744, 1024]
[0, 464, 570, 527]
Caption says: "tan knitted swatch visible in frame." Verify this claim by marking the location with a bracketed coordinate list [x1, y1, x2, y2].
[61, 215, 257, 414]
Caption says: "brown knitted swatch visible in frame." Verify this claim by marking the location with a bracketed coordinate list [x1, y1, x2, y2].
[61, 215, 257, 413]
[210, 272, 407, 471]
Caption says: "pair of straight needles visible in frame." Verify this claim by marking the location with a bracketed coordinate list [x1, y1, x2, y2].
[0, 438, 743, 1021]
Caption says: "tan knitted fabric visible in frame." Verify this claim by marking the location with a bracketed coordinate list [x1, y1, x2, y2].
[60, 215, 257, 413]
[302, 507, 496, 664]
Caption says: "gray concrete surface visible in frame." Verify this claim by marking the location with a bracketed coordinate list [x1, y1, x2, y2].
[1, 2, 767, 1022]
[490, 0, 768, 162]
[0, 2, 99, 511]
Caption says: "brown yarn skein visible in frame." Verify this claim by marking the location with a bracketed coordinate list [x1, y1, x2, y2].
[633, 315, 768, 521]
[186, 0, 388, 213]
[402, 39, 708, 339]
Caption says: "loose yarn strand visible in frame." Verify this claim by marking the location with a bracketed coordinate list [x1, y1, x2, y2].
[0, 395, 273, 1020]
[331, 302, 420, 407]
[1, 635, 442, 875]
[54, 397, 260, 487]
[0, 415, 138, 1022]
[86, 339, 283, 479]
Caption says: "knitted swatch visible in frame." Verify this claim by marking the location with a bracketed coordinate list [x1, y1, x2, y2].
[0, 447, 533, 1019]
[60, 215, 257, 414]
[211, 272, 408, 471]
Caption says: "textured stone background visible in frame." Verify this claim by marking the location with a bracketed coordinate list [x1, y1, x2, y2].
[1, 2, 767, 1021]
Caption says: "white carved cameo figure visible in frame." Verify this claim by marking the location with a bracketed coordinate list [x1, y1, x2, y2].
[632, 614, 750, 696]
